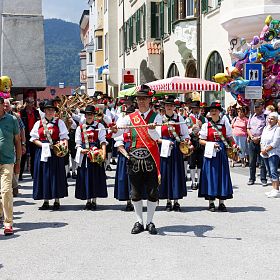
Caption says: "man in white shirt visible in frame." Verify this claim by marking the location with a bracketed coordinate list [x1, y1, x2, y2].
[112, 85, 161, 235]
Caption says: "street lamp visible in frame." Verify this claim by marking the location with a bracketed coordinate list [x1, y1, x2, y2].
[102, 68, 110, 96]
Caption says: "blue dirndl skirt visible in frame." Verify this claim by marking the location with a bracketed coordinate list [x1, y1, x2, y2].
[159, 139, 187, 200]
[33, 147, 68, 200]
[114, 144, 131, 201]
[198, 142, 233, 200]
[75, 155, 108, 200]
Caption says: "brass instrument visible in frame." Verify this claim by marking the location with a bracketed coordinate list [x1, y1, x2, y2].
[179, 142, 193, 156]
[87, 147, 104, 165]
[53, 143, 69, 157]
[226, 147, 238, 161]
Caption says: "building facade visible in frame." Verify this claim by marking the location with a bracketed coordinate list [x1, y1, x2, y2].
[80, 0, 280, 105]
[201, 0, 280, 105]
[0, 0, 46, 99]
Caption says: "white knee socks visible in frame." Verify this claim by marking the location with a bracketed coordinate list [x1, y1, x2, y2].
[147, 201, 157, 225]
[132, 200, 143, 224]
[190, 169, 196, 183]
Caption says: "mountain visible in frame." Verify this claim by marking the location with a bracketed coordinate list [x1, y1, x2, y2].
[44, 19, 82, 87]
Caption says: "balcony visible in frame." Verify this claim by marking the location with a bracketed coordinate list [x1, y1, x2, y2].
[220, 0, 280, 39]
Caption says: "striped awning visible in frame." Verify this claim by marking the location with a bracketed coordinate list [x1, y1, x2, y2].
[136, 76, 222, 93]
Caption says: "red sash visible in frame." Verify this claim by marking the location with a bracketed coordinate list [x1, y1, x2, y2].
[129, 111, 161, 182]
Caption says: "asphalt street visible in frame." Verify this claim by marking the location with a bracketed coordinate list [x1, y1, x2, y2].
[0, 164, 279, 280]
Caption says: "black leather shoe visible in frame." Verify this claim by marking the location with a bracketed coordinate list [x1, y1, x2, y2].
[53, 202, 60, 211]
[191, 183, 198, 190]
[39, 201, 50, 210]
[146, 222, 158, 235]
[84, 202, 92, 210]
[165, 202, 173, 212]
[125, 202, 134, 211]
[91, 202, 97, 210]
[173, 202, 181, 212]
[106, 165, 112, 171]
[131, 222, 144, 234]
[208, 202, 216, 212]
[72, 172, 77, 179]
[218, 203, 227, 212]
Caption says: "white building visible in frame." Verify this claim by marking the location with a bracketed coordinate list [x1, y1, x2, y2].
[81, 0, 280, 106]
[201, 0, 280, 105]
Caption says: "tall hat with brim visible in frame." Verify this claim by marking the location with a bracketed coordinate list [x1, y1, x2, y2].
[162, 95, 176, 105]
[81, 105, 97, 114]
[43, 100, 59, 112]
[190, 100, 201, 108]
[134, 84, 154, 97]
[207, 101, 223, 112]
[53, 96, 61, 102]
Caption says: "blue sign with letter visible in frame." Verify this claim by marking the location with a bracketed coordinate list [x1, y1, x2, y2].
[244, 63, 263, 87]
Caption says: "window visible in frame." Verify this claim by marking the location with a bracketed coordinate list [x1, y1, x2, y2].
[205, 51, 224, 105]
[96, 69, 103, 81]
[88, 77, 95, 89]
[167, 63, 179, 77]
[105, 33, 108, 60]
[81, 57, 86, 70]
[151, 2, 164, 39]
[96, 36, 103, 50]
[88, 52, 93, 63]
[186, 0, 194, 16]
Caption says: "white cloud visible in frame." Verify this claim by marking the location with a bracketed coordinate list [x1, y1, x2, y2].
[42, 0, 88, 23]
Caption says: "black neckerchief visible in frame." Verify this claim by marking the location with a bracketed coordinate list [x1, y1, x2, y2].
[86, 122, 96, 130]
[165, 114, 174, 121]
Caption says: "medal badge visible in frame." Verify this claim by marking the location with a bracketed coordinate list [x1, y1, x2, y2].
[133, 115, 141, 124]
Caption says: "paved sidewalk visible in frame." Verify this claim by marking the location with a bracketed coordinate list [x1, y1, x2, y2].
[0, 166, 279, 280]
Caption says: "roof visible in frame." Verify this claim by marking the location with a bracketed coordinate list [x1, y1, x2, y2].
[37, 86, 75, 101]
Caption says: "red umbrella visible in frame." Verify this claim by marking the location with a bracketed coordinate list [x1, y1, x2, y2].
[137, 76, 222, 93]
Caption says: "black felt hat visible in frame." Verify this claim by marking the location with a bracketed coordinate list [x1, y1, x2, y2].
[134, 84, 154, 97]
[190, 100, 201, 108]
[162, 95, 176, 105]
[207, 101, 223, 112]
[43, 100, 58, 112]
[81, 105, 97, 114]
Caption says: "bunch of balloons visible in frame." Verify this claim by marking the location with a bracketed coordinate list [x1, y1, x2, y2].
[213, 15, 280, 106]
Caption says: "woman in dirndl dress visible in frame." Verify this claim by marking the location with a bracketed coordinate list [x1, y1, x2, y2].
[75, 105, 107, 210]
[114, 105, 135, 211]
[30, 100, 69, 210]
[199, 102, 237, 212]
[159, 95, 189, 212]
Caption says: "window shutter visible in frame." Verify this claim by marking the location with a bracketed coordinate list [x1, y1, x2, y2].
[136, 10, 140, 43]
[143, 4, 146, 40]
[129, 17, 133, 47]
[168, 0, 171, 34]
[124, 22, 127, 51]
[160, 1, 164, 38]
[171, 0, 175, 31]
[201, 0, 208, 14]
[151, 2, 157, 39]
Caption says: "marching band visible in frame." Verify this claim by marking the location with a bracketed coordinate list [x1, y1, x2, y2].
[12, 84, 238, 235]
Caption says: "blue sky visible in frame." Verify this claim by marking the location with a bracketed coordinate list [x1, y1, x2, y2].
[42, 0, 88, 23]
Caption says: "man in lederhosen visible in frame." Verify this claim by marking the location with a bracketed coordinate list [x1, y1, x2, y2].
[112, 84, 161, 235]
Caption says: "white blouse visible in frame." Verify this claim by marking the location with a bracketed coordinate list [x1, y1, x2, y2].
[113, 109, 162, 141]
[200, 117, 233, 140]
[159, 113, 189, 140]
[30, 118, 69, 142]
[75, 121, 107, 147]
